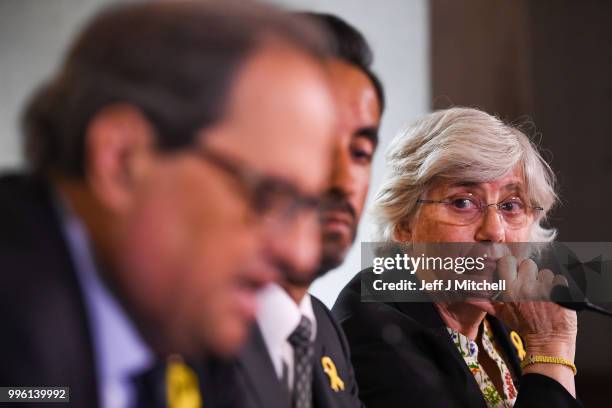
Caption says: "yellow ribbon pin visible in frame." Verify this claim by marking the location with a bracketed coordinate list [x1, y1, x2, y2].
[510, 331, 526, 361]
[321, 356, 345, 392]
[166, 355, 202, 408]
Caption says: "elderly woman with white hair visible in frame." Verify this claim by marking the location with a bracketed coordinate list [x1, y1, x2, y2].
[332, 107, 581, 407]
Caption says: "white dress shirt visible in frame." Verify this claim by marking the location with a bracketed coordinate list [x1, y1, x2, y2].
[256, 283, 317, 391]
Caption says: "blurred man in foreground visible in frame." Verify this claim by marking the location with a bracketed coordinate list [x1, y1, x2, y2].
[0, 1, 336, 407]
[235, 14, 384, 408]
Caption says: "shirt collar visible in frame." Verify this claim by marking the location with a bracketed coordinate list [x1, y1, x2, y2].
[256, 282, 317, 352]
[54, 191, 154, 407]
[447, 326, 479, 358]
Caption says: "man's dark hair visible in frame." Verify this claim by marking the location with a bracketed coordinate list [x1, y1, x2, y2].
[300, 12, 385, 113]
[23, 1, 329, 177]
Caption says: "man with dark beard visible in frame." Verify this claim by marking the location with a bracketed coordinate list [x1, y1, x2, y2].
[234, 14, 383, 408]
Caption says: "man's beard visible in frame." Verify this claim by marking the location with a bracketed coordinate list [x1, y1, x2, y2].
[280, 228, 357, 287]
[316, 231, 353, 275]
[280, 190, 358, 286]
[316, 189, 358, 279]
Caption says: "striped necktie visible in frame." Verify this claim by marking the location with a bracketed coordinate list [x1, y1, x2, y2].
[288, 316, 314, 408]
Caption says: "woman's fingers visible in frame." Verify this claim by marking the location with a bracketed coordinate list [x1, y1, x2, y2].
[538, 268, 555, 298]
[553, 274, 569, 287]
[538, 268, 554, 285]
[517, 259, 539, 298]
[496, 257, 559, 301]
[496, 255, 518, 301]
[497, 255, 518, 282]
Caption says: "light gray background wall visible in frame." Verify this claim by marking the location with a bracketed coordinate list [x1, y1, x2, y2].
[0, 0, 430, 308]
[0, 0, 109, 170]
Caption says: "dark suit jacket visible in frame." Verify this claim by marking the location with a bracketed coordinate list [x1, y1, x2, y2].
[0, 174, 239, 408]
[0, 174, 99, 407]
[332, 272, 582, 408]
[235, 295, 363, 408]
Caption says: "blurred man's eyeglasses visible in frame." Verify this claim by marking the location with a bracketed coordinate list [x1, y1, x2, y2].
[416, 194, 543, 229]
[191, 147, 321, 228]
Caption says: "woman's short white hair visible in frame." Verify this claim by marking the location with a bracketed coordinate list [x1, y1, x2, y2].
[373, 107, 558, 242]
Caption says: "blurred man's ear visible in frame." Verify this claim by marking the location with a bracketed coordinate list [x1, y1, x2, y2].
[84, 104, 156, 212]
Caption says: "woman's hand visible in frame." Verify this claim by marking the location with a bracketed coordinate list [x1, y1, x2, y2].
[489, 256, 577, 338]
[473, 255, 578, 397]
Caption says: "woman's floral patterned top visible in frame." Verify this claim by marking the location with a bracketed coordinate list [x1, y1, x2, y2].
[447, 319, 518, 408]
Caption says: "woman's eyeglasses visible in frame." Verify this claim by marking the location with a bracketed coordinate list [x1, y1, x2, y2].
[416, 194, 543, 229]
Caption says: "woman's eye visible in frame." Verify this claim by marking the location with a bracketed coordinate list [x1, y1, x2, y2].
[450, 198, 477, 210]
[500, 199, 524, 213]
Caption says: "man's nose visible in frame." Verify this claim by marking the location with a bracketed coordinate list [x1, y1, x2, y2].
[329, 146, 356, 196]
[475, 206, 505, 243]
[263, 211, 321, 278]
